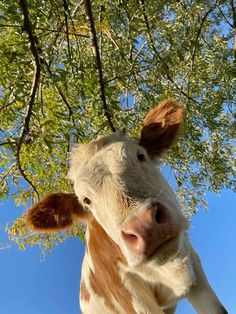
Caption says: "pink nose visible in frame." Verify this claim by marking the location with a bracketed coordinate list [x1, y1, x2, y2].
[121, 202, 172, 257]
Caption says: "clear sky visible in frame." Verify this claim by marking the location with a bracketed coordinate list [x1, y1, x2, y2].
[0, 181, 235, 314]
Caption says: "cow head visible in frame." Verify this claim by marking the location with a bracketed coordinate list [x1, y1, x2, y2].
[25, 100, 189, 267]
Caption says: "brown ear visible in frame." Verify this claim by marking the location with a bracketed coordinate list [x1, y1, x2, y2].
[139, 100, 183, 156]
[25, 193, 89, 232]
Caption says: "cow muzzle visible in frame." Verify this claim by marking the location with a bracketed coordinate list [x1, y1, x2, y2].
[121, 202, 174, 258]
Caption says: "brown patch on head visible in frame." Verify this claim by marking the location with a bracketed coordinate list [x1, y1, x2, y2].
[25, 193, 89, 232]
[139, 100, 183, 156]
[80, 280, 90, 302]
[88, 219, 136, 313]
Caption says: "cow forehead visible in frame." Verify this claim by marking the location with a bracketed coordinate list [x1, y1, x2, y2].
[68, 133, 177, 206]
[68, 133, 139, 182]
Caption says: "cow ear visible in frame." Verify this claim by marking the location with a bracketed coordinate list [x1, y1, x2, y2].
[25, 193, 90, 232]
[139, 100, 183, 157]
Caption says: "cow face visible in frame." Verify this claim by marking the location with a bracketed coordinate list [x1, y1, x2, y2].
[25, 100, 189, 267]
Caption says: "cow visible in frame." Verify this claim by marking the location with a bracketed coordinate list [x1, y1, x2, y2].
[24, 100, 227, 314]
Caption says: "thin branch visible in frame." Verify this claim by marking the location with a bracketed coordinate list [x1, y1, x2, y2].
[184, 1, 223, 101]
[191, 1, 221, 71]
[47, 2, 85, 67]
[0, 24, 89, 38]
[83, 0, 116, 132]
[18, 0, 40, 200]
[139, 0, 200, 105]
[139, 0, 157, 53]
[42, 59, 84, 142]
[0, 99, 16, 111]
[66, 4, 83, 52]
[62, 0, 80, 87]
[0, 164, 16, 187]
[62, 0, 72, 61]
[42, 60, 73, 116]
[39, 28, 89, 38]
[218, 6, 233, 27]
[64, 2, 87, 96]
[0, 141, 13, 146]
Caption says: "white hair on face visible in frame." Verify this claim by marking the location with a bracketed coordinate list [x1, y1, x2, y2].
[68, 132, 128, 183]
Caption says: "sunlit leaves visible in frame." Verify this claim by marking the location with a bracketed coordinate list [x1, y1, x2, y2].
[7, 217, 85, 255]
[0, 0, 235, 249]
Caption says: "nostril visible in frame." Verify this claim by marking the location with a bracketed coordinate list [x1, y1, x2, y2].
[155, 204, 165, 224]
[155, 209, 161, 223]
[121, 230, 139, 243]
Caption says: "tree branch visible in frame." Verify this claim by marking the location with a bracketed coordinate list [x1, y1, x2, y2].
[0, 164, 16, 187]
[62, 0, 72, 62]
[19, 0, 41, 135]
[0, 24, 89, 38]
[47, 1, 85, 65]
[83, 0, 116, 132]
[17, 0, 40, 200]
[191, 1, 220, 71]
[218, 6, 233, 27]
[0, 141, 14, 147]
[139, 0, 200, 105]
[42, 59, 84, 143]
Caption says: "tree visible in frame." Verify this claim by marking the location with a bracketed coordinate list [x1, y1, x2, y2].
[0, 0, 235, 251]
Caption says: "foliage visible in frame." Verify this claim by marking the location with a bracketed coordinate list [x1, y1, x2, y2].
[0, 0, 235, 250]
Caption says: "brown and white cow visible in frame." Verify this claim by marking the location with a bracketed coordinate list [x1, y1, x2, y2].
[24, 101, 227, 314]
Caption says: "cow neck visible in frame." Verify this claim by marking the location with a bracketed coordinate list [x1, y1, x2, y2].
[86, 218, 136, 314]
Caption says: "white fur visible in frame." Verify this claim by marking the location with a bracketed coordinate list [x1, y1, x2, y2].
[69, 134, 227, 314]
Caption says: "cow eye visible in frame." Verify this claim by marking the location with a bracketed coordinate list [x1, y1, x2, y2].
[137, 153, 145, 161]
[83, 197, 91, 205]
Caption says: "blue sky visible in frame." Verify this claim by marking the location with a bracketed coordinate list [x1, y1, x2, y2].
[0, 179, 235, 314]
